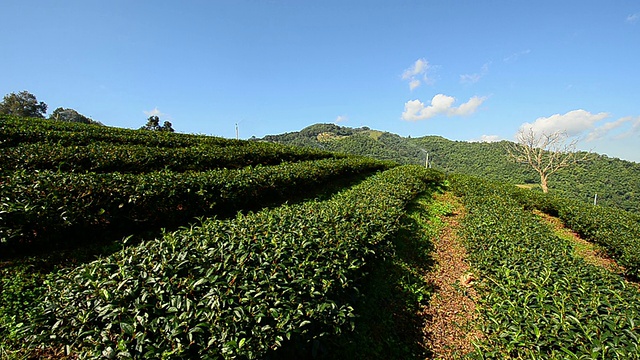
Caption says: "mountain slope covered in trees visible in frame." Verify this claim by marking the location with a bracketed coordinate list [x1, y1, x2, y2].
[261, 123, 640, 213]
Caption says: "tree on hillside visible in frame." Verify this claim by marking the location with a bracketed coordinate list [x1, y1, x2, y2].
[161, 121, 174, 132]
[140, 116, 174, 132]
[50, 107, 102, 125]
[505, 128, 588, 193]
[0, 91, 47, 118]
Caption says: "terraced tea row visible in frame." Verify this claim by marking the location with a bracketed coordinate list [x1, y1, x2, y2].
[20, 166, 444, 359]
[0, 157, 388, 252]
[476, 180, 640, 279]
[1, 115, 237, 148]
[452, 175, 640, 358]
[0, 142, 341, 173]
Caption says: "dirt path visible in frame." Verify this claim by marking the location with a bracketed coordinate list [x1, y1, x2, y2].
[421, 192, 482, 359]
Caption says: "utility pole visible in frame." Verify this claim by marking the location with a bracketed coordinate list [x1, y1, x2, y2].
[420, 149, 431, 168]
[235, 123, 239, 140]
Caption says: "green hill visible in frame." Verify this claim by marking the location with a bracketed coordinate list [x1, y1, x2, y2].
[3, 116, 640, 359]
[261, 123, 640, 213]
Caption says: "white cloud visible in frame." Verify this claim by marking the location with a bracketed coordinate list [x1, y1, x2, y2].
[144, 107, 166, 118]
[471, 135, 502, 143]
[335, 115, 348, 123]
[606, 116, 640, 140]
[587, 116, 633, 141]
[504, 49, 531, 63]
[627, 13, 639, 23]
[402, 58, 431, 90]
[632, 117, 640, 133]
[523, 111, 640, 143]
[460, 62, 490, 84]
[519, 109, 610, 138]
[402, 58, 428, 79]
[402, 94, 487, 121]
[452, 96, 486, 116]
[403, 95, 454, 121]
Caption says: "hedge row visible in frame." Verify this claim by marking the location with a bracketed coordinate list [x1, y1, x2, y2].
[23, 166, 444, 359]
[0, 157, 389, 250]
[450, 175, 640, 278]
[451, 174, 640, 359]
[1, 115, 239, 148]
[0, 142, 339, 173]
[552, 202, 640, 278]
[489, 181, 640, 278]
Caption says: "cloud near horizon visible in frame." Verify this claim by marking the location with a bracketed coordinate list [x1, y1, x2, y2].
[143, 107, 167, 118]
[335, 115, 348, 123]
[517, 110, 640, 143]
[588, 116, 640, 141]
[402, 94, 487, 121]
[402, 58, 431, 90]
[475, 134, 502, 143]
[518, 109, 610, 138]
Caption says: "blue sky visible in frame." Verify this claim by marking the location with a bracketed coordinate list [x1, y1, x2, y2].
[2, 1, 639, 161]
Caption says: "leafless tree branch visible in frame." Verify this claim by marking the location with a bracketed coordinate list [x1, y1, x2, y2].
[504, 128, 589, 193]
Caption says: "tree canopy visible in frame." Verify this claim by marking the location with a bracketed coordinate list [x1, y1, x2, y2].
[50, 107, 102, 125]
[0, 91, 47, 118]
[140, 116, 174, 132]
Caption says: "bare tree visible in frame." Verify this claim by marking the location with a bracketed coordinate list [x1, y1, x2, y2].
[505, 128, 588, 193]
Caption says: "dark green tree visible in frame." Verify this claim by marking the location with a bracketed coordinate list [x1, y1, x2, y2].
[161, 121, 175, 132]
[0, 91, 48, 118]
[141, 116, 161, 131]
[141, 116, 174, 132]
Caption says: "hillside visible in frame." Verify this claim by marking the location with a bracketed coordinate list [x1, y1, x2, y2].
[261, 123, 640, 213]
[2, 116, 640, 358]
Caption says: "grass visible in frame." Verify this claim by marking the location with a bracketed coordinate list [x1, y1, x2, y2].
[515, 183, 540, 190]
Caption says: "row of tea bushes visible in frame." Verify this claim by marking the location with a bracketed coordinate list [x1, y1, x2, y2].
[550, 201, 640, 278]
[451, 175, 640, 279]
[0, 142, 340, 173]
[0, 157, 388, 251]
[24, 166, 445, 359]
[451, 175, 640, 358]
[0, 115, 237, 149]
[488, 181, 640, 279]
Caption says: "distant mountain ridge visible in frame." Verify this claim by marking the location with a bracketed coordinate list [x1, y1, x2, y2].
[260, 123, 640, 213]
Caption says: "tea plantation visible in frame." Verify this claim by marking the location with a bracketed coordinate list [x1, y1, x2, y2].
[2, 116, 640, 359]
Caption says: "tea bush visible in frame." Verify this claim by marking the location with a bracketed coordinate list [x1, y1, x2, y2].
[451, 175, 640, 358]
[24, 166, 444, 359]
[0, 158, 389, 250]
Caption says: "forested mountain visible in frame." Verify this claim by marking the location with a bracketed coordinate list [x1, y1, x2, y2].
[261, 123, 640, 213]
